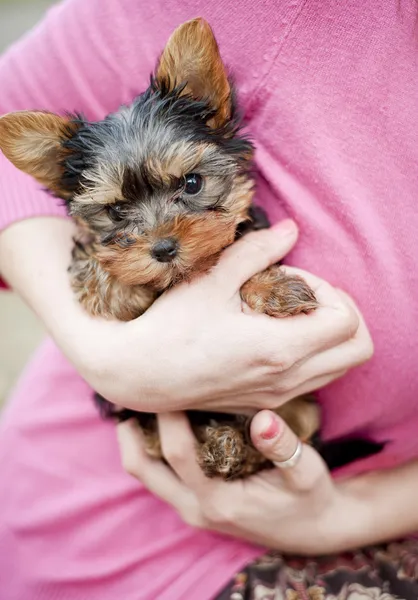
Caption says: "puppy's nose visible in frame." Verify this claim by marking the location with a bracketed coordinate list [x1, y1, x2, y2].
[151, 238, 178, 263]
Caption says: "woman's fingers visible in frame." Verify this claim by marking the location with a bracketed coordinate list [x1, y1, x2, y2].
[189, 291, 371, 413]
[252, 270, 361, 368]
[197, 369, 347, 413]
[116, 419, 196, 511]
[273, 301, 359, 359]
[269, 295, 372, 395]
[158, 412, 211, 491]
[294, 308, 373, 381]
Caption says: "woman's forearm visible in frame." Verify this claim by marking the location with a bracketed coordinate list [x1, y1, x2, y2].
[1, 217, 75, 316]
[341, 459, 418, 549]
[0, 217, 110, 368]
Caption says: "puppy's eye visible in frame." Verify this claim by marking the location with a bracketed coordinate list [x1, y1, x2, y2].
[106, 202, 125, 222]
[183, 173, 203, 195]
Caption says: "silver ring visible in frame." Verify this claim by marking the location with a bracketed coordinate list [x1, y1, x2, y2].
[273, 439, 303, 470]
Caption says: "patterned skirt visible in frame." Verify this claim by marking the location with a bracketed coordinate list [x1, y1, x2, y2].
[216, 541, 418, 600]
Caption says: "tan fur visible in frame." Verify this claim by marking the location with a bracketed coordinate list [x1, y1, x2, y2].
[0, 111, 78, 198]
[95, 212, 240, 289]
[241, 266, 319, 318]
[274, 396, 320, 443]
[145, 142, 207, 182]
[70, 235, 156, 321]
[223, 174, 255, 220]
[76, 168, 125, 207]
[156, 18, 231, 128]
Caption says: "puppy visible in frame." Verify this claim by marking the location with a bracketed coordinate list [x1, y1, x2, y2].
[0, 19, 382, 478]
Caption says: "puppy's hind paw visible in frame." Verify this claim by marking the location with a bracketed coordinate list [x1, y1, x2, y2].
[197, 425, 247, 480]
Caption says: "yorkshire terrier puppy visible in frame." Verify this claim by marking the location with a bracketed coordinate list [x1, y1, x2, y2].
[0, 19, 382, 478]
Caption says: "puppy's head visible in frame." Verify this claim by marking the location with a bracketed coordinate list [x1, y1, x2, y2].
[0, 18, 254, 289]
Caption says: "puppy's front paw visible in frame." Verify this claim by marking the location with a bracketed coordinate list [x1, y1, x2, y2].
[241, 266, 318, 318]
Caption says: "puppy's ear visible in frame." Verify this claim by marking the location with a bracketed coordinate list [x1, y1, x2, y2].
[0, 111, 79, 197]
[156, 18, 231, 128]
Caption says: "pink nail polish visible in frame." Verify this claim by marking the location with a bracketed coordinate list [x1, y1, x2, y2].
[260, 413, 280, 440]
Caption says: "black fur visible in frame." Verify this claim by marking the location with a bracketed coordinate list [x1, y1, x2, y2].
[311, 433, 386, 471]
[235, 204, 271, 238]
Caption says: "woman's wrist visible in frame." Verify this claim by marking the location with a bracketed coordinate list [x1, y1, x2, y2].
[324, 462, 418, 553]
[315, 485, 373, 554]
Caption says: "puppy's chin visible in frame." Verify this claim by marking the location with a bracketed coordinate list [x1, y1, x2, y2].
[95, 213, 239, 290]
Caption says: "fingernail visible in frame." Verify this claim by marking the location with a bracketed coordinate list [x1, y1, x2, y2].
[259, 412, 281, 440]
[272, 219, 298, 237]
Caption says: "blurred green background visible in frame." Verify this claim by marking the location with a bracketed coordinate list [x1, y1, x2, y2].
[0, 0, 55, 405]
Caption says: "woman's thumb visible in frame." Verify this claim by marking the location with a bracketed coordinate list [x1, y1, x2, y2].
[213, 219, 298, 291]
[251, 410, 330, 491]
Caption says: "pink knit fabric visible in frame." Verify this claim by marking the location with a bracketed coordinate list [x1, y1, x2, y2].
[1, 1, 418, 598]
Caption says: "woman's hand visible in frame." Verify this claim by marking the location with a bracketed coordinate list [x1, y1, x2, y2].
[0, 217, 371, 413]
[117, 411, 418, 555]
[82, 219, 372, 412]
[117, 411, 364, 555]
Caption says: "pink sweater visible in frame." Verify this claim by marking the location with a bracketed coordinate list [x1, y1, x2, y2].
[1, 1, 418, 598]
